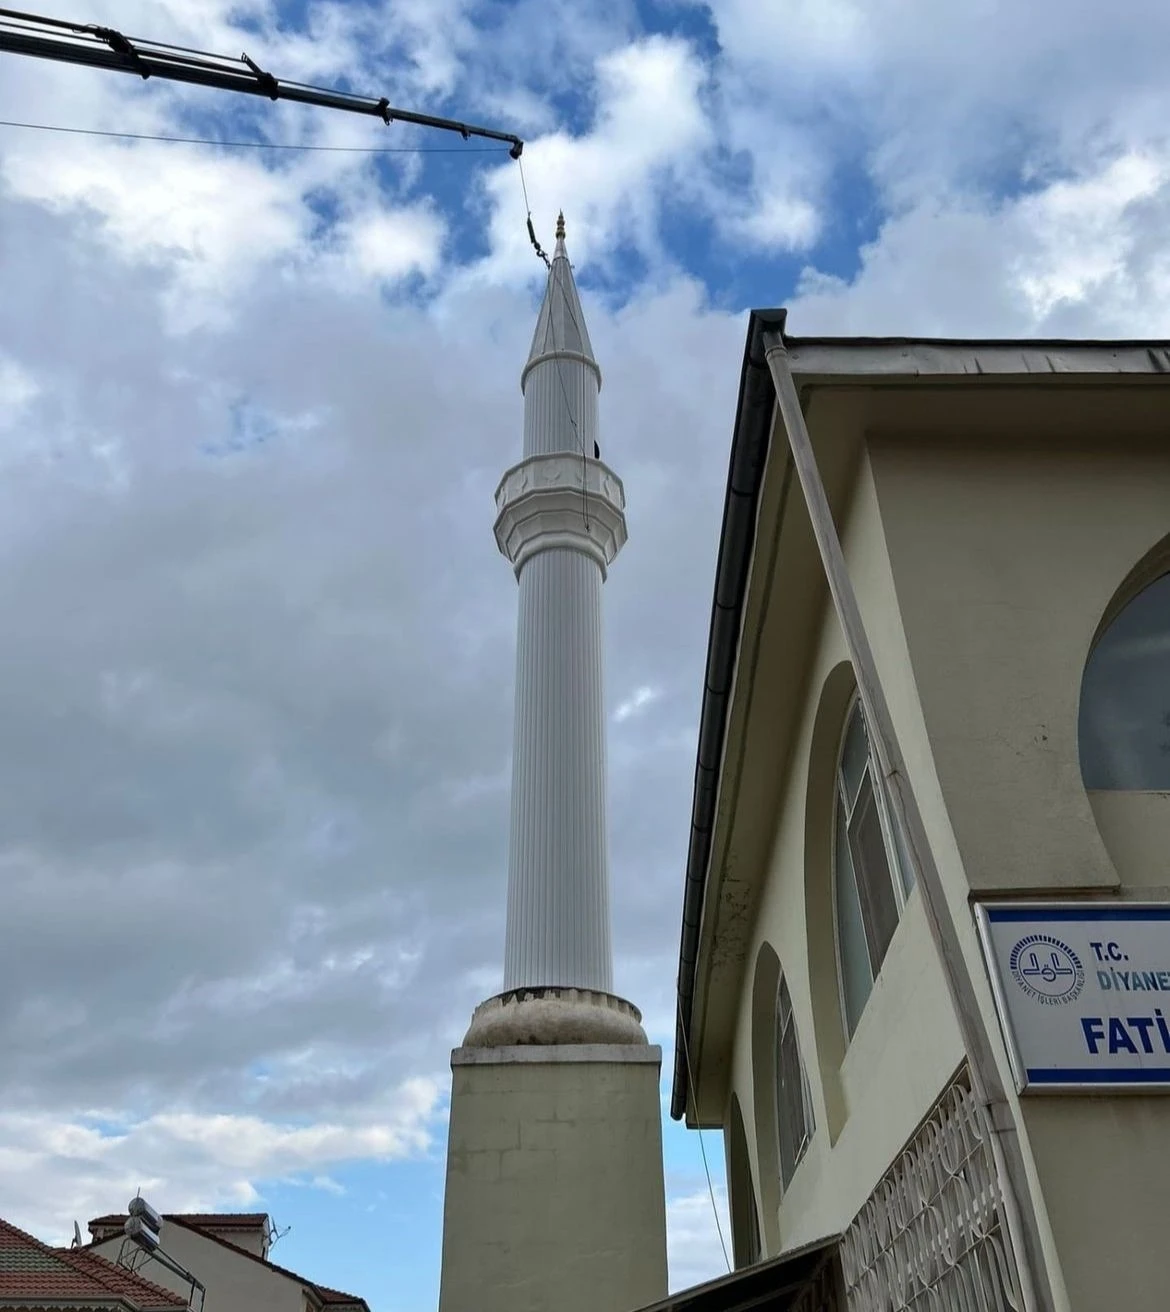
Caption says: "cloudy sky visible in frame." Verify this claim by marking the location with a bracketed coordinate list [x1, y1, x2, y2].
[1, 0, 1169, 1307]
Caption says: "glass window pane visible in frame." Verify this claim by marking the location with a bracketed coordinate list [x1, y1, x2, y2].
[848, 777, 901, 976]
[889, 805, 916, 899]
[775, 975, 812, 1189]
[799, 1054, 816, 1143]
[777, 1020, 799, 1185]
[839, 702, 871, 809]
[1080, 572, 1170, 790]
[834, 797, 873, 1036]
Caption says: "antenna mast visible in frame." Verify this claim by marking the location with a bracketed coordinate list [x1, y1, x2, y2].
[0, 6, 524, 157]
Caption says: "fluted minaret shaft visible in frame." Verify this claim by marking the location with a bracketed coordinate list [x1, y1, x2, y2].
[492, 219, 627, 994]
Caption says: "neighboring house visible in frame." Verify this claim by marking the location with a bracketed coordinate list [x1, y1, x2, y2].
[82, 1212, 368, 1312]
[87, 1213, 272, 1261]
[669, 313, 1170, 1311]
[0, 1215, 185, 1310]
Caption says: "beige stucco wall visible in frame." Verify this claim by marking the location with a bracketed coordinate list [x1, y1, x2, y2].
[725, 445, 973, 1257]
[873, 430, 1170, 897]
[91, 1221, 304, 1312]
[722, 411, 1170, 1312]
[872, 428, 1170, 1312]
[439, 1044, 668, 1312]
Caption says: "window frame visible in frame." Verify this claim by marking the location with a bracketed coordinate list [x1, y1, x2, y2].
[1079, 566, 1170, 792]
[830, 691, 914, 1040]
[744, 1183, 761, 1266]
[775, 972, 815, 1190]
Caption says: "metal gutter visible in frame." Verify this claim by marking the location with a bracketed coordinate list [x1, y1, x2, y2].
[670, 307, 785, 1123]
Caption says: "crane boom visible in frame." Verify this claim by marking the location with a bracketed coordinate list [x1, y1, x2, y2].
[0, 5, 524, 157]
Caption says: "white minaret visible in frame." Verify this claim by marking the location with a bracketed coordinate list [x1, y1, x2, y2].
[438, 216, 668, 1312]
[501, 210, 620, 995]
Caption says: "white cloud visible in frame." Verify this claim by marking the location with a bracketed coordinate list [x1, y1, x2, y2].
[1013, 150, 1169, 320]
[788, 144, 1170, 337]
[0, 1076, 440, 1245]
[0, 354, 38, 428]
[667, 1184, 731, 1293]
[706, 0, 868, 73]
[728, 187, 820, 251]
[2, 143, 311, 328]
[613, 684, 661, 723]
[474, 35, 714, 282]
[338, 204, 447, 283]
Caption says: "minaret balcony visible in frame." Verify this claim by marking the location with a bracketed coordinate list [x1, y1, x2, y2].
[493, 452, 628, 577]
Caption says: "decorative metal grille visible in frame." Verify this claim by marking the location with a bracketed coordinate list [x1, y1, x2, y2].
[839, 1071, 1023, 1312]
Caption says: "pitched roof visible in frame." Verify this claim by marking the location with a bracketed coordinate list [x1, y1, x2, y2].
[89, 1212, 268, 1233]
[313, 1284, 369, 1307]
[169, 1220, 367, 1311]
[0, 1216, 185, 1309]
[85, 1214, 368, 1311]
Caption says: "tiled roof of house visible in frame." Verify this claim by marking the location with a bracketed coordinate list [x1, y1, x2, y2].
[89, 1212, 268, 1233]
[313, 1284, 369, 1307]
[0, 1216, 185, 1309]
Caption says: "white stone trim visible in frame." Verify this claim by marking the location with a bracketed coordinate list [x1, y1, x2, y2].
[463, 987, 648, 1046]
[451, 1044, 663, 1066]
[493, 453, 627, 577]
[521, 348, 603, 393]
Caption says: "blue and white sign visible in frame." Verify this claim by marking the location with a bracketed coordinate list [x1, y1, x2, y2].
[975, 902, 1170, 1092]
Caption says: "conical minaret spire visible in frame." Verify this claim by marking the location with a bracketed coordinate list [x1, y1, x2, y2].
[492, 214, 627, 994]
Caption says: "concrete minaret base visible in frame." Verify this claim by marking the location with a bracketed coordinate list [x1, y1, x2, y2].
[438, 993, 668, 1312]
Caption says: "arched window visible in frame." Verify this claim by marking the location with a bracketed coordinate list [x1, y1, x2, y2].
[775, 974, 814, 1188]
[1080, 571, 1170, 790]
[833, 695, 915, 1037]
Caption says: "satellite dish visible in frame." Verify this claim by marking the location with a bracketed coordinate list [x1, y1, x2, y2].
[72, 1221, 82, 1248]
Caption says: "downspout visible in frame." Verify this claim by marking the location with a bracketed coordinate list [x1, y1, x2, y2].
[761, 331, 1056, 1312]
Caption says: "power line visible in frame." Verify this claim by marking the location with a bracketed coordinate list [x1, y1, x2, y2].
[0, 116, 511, 153]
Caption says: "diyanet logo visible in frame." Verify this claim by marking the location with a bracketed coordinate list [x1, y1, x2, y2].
[1009, 934, 1085, 1005]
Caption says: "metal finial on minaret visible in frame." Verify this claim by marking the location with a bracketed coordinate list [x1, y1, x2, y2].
[555, 209, 566, 241]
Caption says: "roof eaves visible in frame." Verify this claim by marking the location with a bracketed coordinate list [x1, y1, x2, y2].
[784, 336, 1170, 381]
[669, 306, 785, 1123]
